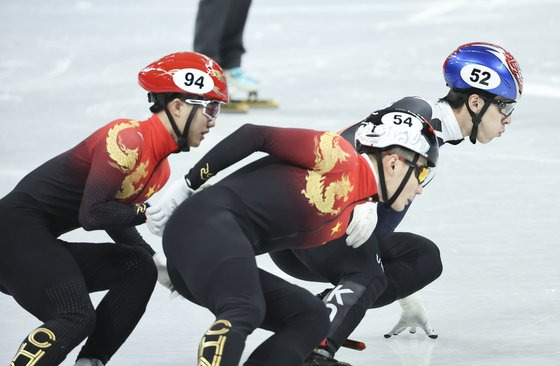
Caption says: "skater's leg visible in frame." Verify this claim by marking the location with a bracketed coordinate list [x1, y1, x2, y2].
[269, 249, 329, 283]
[292, 234, 386, 362]
[244, 269, 329, 366]
[193, 0, 234, 63]
[163, 190, 265, 366]
[219, 0, 252, 69]
[372, 232, 442, 308]
[0, 223, 96, 365]
[64, 242, 157, 364]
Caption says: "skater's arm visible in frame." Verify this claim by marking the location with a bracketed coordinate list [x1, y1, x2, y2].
[106, 227, 155, 254]
[186, 124, 355, 189]
[79, 135, 147, 230]
[373, 204, 411, 235]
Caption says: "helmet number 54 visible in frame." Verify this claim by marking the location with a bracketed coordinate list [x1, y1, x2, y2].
[393, 114, 412, 127]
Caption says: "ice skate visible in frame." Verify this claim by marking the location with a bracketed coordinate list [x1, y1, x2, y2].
[304, 352, 353, 366]
[223, 67, 278, 112]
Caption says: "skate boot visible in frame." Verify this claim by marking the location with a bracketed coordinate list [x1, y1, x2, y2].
[304, 349, 353, 366]
[75, 358, 104, 366]
[223, 67, 278, 112]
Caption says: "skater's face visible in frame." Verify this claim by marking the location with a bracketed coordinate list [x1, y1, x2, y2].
[183, 101, 217, 148]
[469, 95, 514, 144]
[166, 98, 218, 148]
[384, 153, 427, 212]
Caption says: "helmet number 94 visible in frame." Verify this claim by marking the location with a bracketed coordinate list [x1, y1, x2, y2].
[173, 68, 215, 94]
[184, 72, 205, 89]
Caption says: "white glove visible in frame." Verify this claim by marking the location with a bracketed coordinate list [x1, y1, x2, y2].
[384, 293, 438, 339]
[345, 201, 377, 248]
[146, 178, 194, 236]
[75, 359, 104, 366]
[153, 252, 181, 299]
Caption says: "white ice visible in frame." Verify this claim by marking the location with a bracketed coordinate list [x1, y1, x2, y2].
[1, 0, 559, 365]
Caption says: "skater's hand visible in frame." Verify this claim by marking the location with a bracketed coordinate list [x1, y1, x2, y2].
[153, 252, 182, 299]
[346, 201, 377, 248]
[146, 178, 194, 236]
[384, 293, 438, 339]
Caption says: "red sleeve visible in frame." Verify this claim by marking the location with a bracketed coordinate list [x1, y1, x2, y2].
[79, 127, 147, 230]
[186, 124, 356, 189]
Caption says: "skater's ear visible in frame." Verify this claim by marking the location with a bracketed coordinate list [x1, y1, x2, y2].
[168, 98, 185, 117]
[382, 153, 399, 176]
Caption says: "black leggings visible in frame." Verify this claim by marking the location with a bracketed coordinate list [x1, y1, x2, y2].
[270, 232, 442, 354]
[164, 188, 330, 366]
[0, 203, 157, 365]
[270, 232, 443, 307]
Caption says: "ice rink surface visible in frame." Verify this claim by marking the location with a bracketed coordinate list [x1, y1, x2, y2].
[1, 0, 559, 365]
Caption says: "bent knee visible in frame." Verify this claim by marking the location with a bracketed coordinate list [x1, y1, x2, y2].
[423, 240, 443, 280]
[310, 298, 330, 338]
[58, 302, 97, 337]
[219, 298, 266, 334]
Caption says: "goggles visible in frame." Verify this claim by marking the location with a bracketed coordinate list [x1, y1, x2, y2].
[184, 99, 221, 119]
[397, 156, 431, 185]
[483, 97, 516, 117]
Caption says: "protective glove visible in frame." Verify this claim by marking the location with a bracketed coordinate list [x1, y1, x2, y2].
[146, 178, 194, 236]
[345, 201, 377, 248]
[153, 252, 181, 299]
[384, 293, 438, 339]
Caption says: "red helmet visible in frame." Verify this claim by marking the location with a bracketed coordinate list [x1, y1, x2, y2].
[138, 52, 228, 103]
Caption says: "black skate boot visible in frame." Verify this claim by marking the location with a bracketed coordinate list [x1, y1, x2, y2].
[303, 352, 353, 366]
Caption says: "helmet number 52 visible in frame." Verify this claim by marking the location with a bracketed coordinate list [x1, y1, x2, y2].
[184, 72, 205, 89]
[469, 68, 490, 86]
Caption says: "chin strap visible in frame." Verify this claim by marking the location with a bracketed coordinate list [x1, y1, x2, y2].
[375, 152, 418, 209]
[163, 105, 199, 152]
[466, 99, 492, 144]
[149, 92, 199, 152]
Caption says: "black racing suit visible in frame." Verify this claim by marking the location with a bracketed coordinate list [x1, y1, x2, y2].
[164, 124, 384, 366]
[269, 96, 459, 356]
[0, 115, 177, 365]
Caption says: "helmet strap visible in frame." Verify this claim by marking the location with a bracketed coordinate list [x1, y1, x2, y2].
[149, 92, 198, 152]
[385, 153, 418, 208]
[466, 97, 492, 144]
[376, 152, 418, 209]
[374, 152, 388, 205]
[163, 104, 199, 153]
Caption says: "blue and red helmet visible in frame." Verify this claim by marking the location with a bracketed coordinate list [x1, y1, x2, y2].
[443, 42, 523, 102]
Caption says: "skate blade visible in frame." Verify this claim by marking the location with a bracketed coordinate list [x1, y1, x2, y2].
[342, 338, 366, 351]
[222, 101, 250, 113]
[230, 98, 278, 109]
[246, 99, 279, 108]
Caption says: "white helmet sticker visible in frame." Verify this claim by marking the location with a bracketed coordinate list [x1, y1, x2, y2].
[380, 111, 424, 130]
[172, 68, 215, 94]
[460, 64, 501, 90]
[356, 111, 430, 156]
